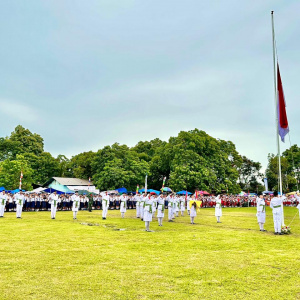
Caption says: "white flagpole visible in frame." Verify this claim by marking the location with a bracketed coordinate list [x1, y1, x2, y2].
[145, 174, 148, 193]
[271, 11, 285, 225]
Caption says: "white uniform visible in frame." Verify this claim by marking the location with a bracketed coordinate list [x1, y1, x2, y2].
[151, 196, 157, 217]
[215, 196, 222, 222]
[120, 195, 127, 218]
[0, 192, 7, 217]
[140, 196, 145, 220]
[256, 197, 266, 231]
[71, 194, 80, 219]
[270, 196, 283, 234]
[135, 195, 141, 218]
[295, 195, 300, 219]
[186, 196, 190, 214]
[49, 193, 60, 219]
[167, 196, 173, 221]
[156, 196, 165, 226]
[190, 200, 197, 224]
[14, 193, 24, 218]
[102, 194, 109, 219]
[144, 197, 153, 231]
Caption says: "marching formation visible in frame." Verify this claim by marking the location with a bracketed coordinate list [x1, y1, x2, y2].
[0, 190, 299, 234]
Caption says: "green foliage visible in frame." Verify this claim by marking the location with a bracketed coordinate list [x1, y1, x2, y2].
[69, 151, 96, 179]
[266, 145, 300, 192]
[0, 126, 265, 192]
[92, 143, 149, 190]
[0, 154, 33, 190]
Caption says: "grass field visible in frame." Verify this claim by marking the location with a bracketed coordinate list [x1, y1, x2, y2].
[0, 207, 300, 300]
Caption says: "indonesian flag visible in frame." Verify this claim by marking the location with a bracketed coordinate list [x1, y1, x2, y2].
[277, 64, 289, 142]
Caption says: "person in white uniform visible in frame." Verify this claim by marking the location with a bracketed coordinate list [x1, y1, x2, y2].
[14, 191, 25, 218]
[270, 192, 283, 235]
[215, 195, 222, 223]
[140, 194, 146, 221]
[144, 195, 153, 232]
[151, 195, 157, 217]
[0, 191, 7, 217]
[49, 192, 60, 219]
[186, 196, 190, 215]
[180, 197, 185, 216]
[294, 194, 300, 219]
[167, 195, 173, 222]
[156, 195, 165, 226]
[135, 194, 141, 218]
[102, 192, 109, 220]
[190, 199, 197, 224]
[71, 191, 80, 219]
[120, 194, 127, 218]
[256, 193, 266, 231]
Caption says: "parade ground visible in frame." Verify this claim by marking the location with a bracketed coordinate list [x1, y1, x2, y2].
[1, 207, 299, 300]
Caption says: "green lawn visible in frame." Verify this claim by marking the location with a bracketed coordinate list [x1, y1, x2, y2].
[0, 207, 299, 300]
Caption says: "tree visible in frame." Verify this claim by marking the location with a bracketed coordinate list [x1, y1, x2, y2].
[69, 151, 96, 179]
[0, 155, 34, 190]
[237, 156, 263, 192]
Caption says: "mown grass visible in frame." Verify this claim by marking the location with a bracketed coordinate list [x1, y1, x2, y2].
[0, 207, 299, 300]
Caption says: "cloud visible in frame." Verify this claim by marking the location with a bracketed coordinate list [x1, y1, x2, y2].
[0, 100, 40, 123]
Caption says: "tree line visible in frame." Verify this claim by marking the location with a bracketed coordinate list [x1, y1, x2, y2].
[0, 125, 298, 193]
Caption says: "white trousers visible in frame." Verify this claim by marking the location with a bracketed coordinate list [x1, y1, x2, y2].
[102, 207, 108, 218]
[168, 207, 172, 220]
[0, 204, 5, 216]
[136, 206, 140, 217]
[273, 212, 282, 233]
[51, 205, 57, 218]
[16, 205, 22, 218]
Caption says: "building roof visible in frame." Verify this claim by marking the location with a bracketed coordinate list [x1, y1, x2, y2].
[43, 177, 93, 187]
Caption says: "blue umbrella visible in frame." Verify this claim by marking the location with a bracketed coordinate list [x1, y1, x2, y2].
[176, 190, 192, 195]
[162, 187, 172, 192]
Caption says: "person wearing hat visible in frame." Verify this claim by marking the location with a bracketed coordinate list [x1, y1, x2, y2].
[270, 191, 283, 235]
[71, 191, 80, 219]
[134, 193, 141, 218]
[0, 190, 8, 217]
[119, 193, 127, 218]
[14, 191, 25, 218]
[49, 191, 60, 219]
[102, 192, 109, 220]
[256, 193, 266, 231]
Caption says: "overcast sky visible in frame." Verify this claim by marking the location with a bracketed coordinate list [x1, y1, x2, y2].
[0, 1, 299, 170]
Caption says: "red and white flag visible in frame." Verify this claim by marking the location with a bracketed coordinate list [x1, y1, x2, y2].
[277, 63, 289, 142]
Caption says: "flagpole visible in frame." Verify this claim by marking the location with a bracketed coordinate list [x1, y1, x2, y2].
[271, 11, 284, 225]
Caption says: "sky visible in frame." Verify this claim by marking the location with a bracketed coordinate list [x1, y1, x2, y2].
[0, 0, 299, 171]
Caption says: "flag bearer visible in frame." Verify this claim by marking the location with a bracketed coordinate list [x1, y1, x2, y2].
[49, 191, 60, 219]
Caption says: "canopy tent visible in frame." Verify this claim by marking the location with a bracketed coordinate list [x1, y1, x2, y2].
[138, 188, 161, 194]
[29, 187, 46, 193]
[8, 189, 26, 194]
[0, 187, 5, 192]
[116, 187, 128, 194]
[44, 188, 74, 195]
[263, 191, 274, 195]
[238, 191, 246, 196]
[176, 190, 192, 195]
[286, 191, 299, 196]
[199, 190, 210, 195]
[76, 189, 98, 195]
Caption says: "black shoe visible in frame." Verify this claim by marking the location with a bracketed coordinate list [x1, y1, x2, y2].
[274, 232, 278, 235]
[278, 233, 283, 235]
